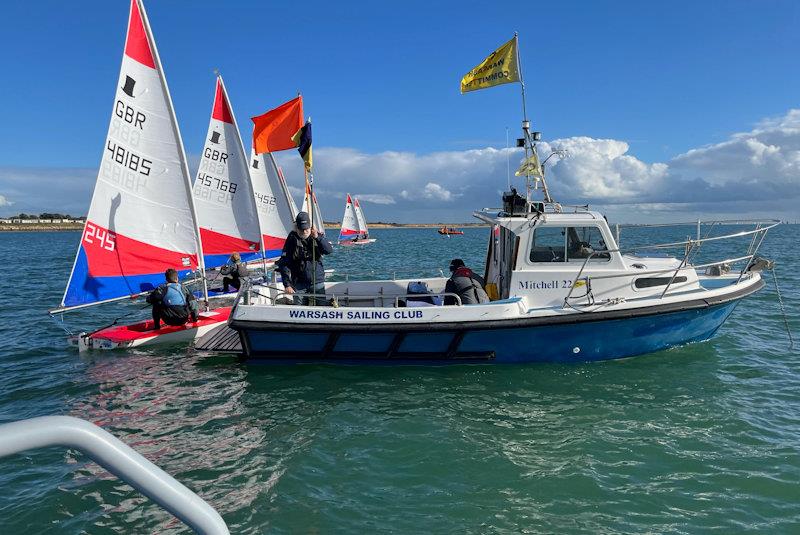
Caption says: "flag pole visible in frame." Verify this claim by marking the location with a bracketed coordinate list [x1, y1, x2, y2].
[306, 166, 318, 306]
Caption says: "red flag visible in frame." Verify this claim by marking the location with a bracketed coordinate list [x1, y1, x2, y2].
[251, 96, 304, 153]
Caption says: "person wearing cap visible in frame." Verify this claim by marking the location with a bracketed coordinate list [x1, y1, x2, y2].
[276, 211, 333, 304]
[444, 258, 490, 305]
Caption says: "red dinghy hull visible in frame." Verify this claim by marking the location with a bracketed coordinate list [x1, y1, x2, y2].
[70, 307, 232, 351]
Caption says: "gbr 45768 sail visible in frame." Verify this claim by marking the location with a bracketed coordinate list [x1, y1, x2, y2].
[50, 0, 229, 350]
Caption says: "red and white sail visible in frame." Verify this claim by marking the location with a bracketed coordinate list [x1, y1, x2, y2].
[338, 193, 360, 243]
[193, 76, 261, 268]
[249, 149, 296, 259]
[354, 197, 369, 239]
[61, 0, 203, 309]
[301, 182, 326, 237]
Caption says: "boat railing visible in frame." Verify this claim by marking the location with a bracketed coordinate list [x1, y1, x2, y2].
[0, 416, 228, 535]
[563, 220, 780, 308]
[234, 281, 464, 308]
[329, 269, 447, 282]
[268, 291, 464, 308]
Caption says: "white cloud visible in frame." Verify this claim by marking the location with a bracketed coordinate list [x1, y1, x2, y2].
[354, 194, 396, 205]
[400, 182, 459, 202]
[4, 109, 799, 222]
[0, 194, 12, 207]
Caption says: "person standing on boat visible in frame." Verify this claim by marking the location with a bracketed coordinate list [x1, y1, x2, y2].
[444, 259, 490, 305]
[277, 211, 333, 305]
[146, 269, 199, 329]
[220, 252, 248, 293]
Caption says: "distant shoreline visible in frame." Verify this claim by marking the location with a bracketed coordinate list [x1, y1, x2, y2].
[0, 222, 490, 232]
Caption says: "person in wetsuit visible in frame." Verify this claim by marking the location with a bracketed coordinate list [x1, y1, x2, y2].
[444, 258, 490, 305]
[220, 252, 248, 293]
[146, 268, 199, 329]
[276, 211, 333, 305]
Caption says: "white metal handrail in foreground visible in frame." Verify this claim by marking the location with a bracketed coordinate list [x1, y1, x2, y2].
[0, 416, 228, 535]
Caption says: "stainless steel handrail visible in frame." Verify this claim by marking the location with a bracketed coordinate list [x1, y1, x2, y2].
[269, 291, 463, 307]
[0, 416, 228, 535]
[562, 222, 778, 308]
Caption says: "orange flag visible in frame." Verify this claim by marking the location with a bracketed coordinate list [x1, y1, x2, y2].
[251, 96, 304, 153]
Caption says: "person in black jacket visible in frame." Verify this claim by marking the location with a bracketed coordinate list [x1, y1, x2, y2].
[220, 252, 248, 293]
[146, 268, 199, 329]
[276, 211, 333, 305]
[444, 258, 490, 305]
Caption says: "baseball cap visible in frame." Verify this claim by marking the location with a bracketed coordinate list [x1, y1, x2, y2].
[296, 211, 311, 230]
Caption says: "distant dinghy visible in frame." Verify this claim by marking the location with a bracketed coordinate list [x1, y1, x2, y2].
[339, 194, 376, 246]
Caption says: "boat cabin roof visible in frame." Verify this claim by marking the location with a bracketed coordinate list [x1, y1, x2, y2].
[473, 208, 610, 234]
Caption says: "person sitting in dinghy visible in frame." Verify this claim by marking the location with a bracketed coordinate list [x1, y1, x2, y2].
[277, 211, 333, 305]
[146, 268, 199, 329]
[444, 259, 490, 305]
[220, 252, 248, 293]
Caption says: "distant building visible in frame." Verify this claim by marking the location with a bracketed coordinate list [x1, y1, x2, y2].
[0, 219, 10, 224]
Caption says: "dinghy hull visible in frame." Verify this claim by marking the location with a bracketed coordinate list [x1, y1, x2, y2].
[71, 307, 231, 351]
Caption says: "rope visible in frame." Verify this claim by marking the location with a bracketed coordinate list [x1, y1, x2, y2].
[49, 313, 74, 336]
[771, 266, 794, 349]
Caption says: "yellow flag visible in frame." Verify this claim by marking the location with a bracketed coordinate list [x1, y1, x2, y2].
[515, 151, 543, 178]
[460, 36, 520, 94]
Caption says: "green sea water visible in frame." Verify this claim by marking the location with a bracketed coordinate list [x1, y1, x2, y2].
[0, 226, 798, 534]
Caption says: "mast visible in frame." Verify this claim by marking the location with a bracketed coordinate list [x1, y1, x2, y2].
[138, 0, 209, 307]
[514, 32, 551, 205]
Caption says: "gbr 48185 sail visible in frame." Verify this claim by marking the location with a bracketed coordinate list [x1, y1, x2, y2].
[52, 0, 230, 350]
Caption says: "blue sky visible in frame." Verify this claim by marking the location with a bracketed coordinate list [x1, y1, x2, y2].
[0, 0, 798, 222]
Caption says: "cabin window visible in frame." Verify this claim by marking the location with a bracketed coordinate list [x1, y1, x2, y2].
[529, 226, 610, 263]
[634, 276, 688, 289]
[566, 227, 610, 261]
[530, 226, 566, 262]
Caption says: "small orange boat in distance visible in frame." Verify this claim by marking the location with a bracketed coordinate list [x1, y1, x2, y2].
[438, 226, 464, 235]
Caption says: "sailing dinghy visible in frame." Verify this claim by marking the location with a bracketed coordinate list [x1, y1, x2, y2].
[50, 0, 227, 350]
[338, 194, 375, 245]
[193, 75, 262, 272]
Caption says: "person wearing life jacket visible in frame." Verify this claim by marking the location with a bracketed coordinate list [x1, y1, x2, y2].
[444, 258, 490, 305]
[146, 268, 199, 329]
[220, 252, 248, 293]
[276, 211, 333, 305]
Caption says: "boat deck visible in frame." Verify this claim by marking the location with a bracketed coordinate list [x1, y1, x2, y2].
[195, 324, 242, 352]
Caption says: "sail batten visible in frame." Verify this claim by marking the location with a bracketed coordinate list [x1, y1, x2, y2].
[60, 0, 203, 308]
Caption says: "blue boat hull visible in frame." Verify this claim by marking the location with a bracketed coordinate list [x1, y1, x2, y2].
[235, 298, 744, 365]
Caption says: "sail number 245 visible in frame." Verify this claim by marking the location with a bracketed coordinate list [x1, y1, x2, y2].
[83, 222, 116, 252]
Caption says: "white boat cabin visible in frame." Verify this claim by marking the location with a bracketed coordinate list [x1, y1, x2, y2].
[478, 207, 700, 310]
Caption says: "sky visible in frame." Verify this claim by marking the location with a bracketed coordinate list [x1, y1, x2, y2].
[0, 0, 798, 222]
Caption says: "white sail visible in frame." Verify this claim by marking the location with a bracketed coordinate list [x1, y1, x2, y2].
[193, 75, 261, 268]
[354, 197, 369, 238]
[274, 160, 299, 219]
[338, 193, 360, 243]
[301, 182, 327, 237]
[249, 149, 295, 259]
[61, 0, 204, 309]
